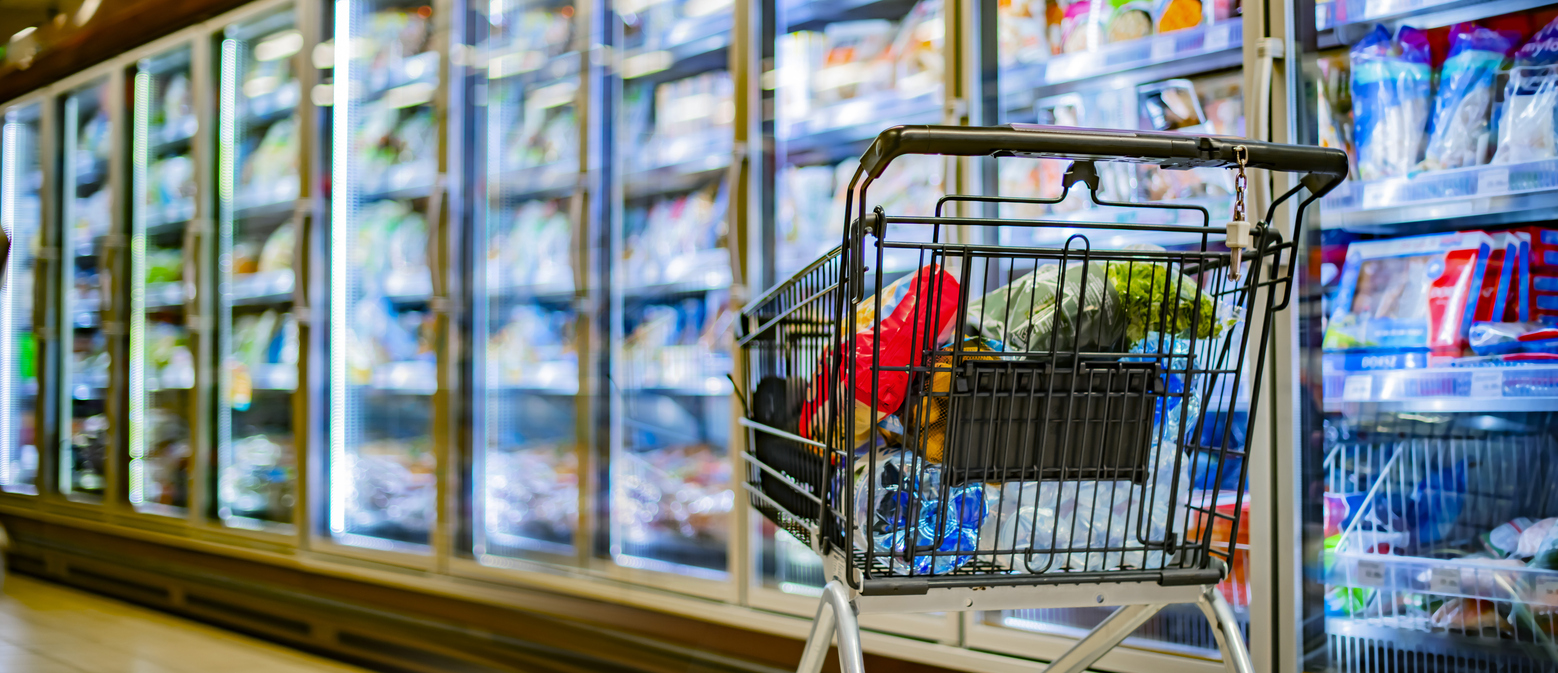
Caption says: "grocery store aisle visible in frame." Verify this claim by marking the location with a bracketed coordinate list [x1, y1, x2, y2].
[0, 573, 374, 673]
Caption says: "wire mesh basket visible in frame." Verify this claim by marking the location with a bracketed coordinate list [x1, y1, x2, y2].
[737, 125, 1346, 594]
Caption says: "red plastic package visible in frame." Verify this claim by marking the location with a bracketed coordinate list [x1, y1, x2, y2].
[801, 265, 961, 446]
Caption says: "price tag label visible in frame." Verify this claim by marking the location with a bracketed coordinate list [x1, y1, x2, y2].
[1470, 370, 1503, 398]
[1204, 24, 1230, 51]
[1151, 37, 1176, 62]
[1534, 578, 1558, 607]
[1477, 167, 1511, 195]
[1357, 560, 1387, 588]
[1342, 375, 1372, 402]
[1430, 568, 1461, 595]
[1362, 184, 1387, 209]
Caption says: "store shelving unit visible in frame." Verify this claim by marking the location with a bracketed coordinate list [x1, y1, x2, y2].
[1296, 1, 1558, 671]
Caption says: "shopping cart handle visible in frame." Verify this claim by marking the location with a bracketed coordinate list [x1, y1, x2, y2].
[859, 124, 1349, 194]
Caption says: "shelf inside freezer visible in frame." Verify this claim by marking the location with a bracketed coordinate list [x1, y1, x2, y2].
[779, 91, 942, 165]
[1316, 0, 1550, 35]
[1323, 364, 1558, 412]
[1322, 160, 1558, 231]
[363, 165, 438, 201]
[144, 200, 197, 234]
[621, 14, 733, 83]
[485, 49, 581, 87]
[242, 83, 300, 126]
[498, 163, 578, 201]
[782, 0, 919, 31]
[1325, 619, 1558, 669]
[364, 362, 438, 395]
[229, 271, 296, 305]
[144, 282, 185, 309]
[1000, 21, 1242, 113]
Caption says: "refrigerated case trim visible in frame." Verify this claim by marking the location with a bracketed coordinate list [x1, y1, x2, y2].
[1316, 0, 1554, 41]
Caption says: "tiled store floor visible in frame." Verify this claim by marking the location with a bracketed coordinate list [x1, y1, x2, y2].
[0, 573, 373, 673]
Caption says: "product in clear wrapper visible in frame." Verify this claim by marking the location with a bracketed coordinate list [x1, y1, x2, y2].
[1516, 517, 1558, 559]
[1493, 18, 1558, 165]
[1323, 232, 1494, 356]
[1482, 517, 1535, 557]
[855, 450, 985, 574]
[1420, 24, 1517, 171]
[1432, 598, 1508, 631]
[1105, 2, 1153, 43]
[1468, 321, 1558, 355]
[979, 441, 1188, 573]
[1350, 25, 1432, 180]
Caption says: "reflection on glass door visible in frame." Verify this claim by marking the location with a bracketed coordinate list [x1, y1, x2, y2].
[330, 0, 440, 551]
[61, 78, 115, 503]
[470, 0, 586, 562]
[130, 45, 198, 515]
[610, 0, 737, 578]
[216, 8, 303, 529]
[0, 102, 43, 495]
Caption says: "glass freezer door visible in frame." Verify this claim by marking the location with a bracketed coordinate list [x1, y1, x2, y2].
[329, 0, 441, 551]
[0, 102, 43, 495]
[1295, 2, 1558, 671]
[216, 8, 304, 529]
[610, 0, 737, 580]
[60, 77, 117, 503]
[129, 45, 198, 515]
[469, 0, 587, 562]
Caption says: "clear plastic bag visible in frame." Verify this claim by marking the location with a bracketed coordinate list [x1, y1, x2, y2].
[1351, 25, 1432, 180]
[978, 440, 1190, 573]
[1492, 18, 1558, 164]
[1420, 24, 1516, 171]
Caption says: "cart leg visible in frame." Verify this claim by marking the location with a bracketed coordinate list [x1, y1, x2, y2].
[796, 580, 865, 673]
[1196, 585, 1253, 673]
[1043, 602, 1167, 673]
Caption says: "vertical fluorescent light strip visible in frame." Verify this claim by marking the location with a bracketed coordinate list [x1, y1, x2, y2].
[0, 118, 17, 489]
[218, 39, 239, 518]
[60, 96, 77, 496]
[128, 72, 152, 506]
[329, 0, 352, 536]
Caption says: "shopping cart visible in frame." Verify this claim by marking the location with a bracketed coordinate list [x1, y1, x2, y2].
[736, 125, 1346, 673]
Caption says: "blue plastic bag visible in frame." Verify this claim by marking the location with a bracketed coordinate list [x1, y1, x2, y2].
[1351, 25, 1432, 180]
[1421, 24, 1517, 171]
[855, 450, 985, 574]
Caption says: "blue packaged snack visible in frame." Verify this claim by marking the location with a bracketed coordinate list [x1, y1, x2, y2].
[1351, 25, 1432, 180]
[1493, 18, 1558, 164]
[1421, 24, 1517, 171]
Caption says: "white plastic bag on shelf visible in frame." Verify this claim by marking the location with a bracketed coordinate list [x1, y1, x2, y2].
[1492, 18, 1558, 165]
[978, 440, 1190, 573]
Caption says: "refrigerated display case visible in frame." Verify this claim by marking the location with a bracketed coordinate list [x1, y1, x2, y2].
[0, 101, 43, 495]
[1294, 2, 1558, 671]
[468, 0, 590, 563]
[59, 75, 118, 503]
[129, 43, 198, 515]
[216, 7, 304, 529]
[610, 0, 738, 582]
[328, 0, 442, 551]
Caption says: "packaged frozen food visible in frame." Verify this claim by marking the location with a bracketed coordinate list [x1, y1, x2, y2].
[1154, 0, 1202, 33]
[998, 0, 1047, 64]
[892, 0, 945, 96]
[1316, 55, 1356, 178]
[1106, 2, 1153, 43]
[1431, 598, 1508, 631]
[1517, 517, 1558, 559]
[1482, 517, 1536, 557]
[1323, 232, 1495, 357]
[1492, 18, 1558, 165]
[1469, 321, 1558, 355]
[813, 21, 896, 105]
[1350, 24, 1431, 180]
[1053, 0, 1107, 54]
[257, 222, 295, 273]
[1420, 24, 1517, 171]
[856, 449, 984, 574]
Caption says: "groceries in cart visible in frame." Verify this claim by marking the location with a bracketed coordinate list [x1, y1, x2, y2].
[791, 253, 1242, 575]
